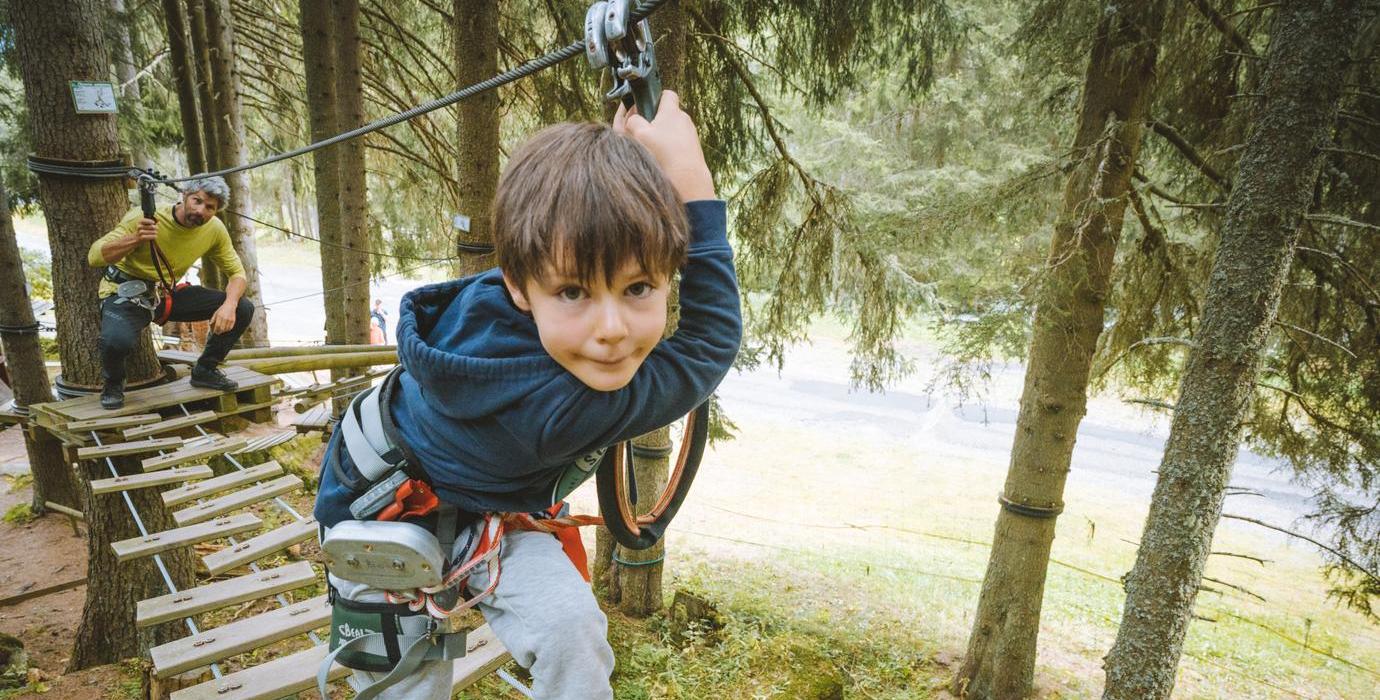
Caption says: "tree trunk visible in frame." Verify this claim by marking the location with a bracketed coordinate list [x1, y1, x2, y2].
[162, 0, 207, 174]
[1102, 2, 1373, 697]
[300, 0, 344, 352]
[204, 0, 268, 346]
[109, 0, 149, 170]
[9, 0, 195, 670]
[334, 0, 371, 347]
[187, 0, 222, 288]
[10, 0, 162, 391]
[451, 0, 499, 278]
[953, 3, 1166, 698]
[595, 3, 688, 613]
[187, 0, 220, 173]
[0, 181, 80, 511]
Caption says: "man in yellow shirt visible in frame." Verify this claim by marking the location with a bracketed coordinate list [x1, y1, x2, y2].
[88, 177, 254, 409]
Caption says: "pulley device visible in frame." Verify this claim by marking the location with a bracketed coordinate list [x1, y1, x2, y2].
[585, 0, 662, 120]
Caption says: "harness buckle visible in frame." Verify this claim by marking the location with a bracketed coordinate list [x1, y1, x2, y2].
[377, 478, 439, 522]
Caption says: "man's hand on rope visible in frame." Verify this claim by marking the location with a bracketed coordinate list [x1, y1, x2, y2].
[614, 91, 715, 202]
[132, 218, 158, 243]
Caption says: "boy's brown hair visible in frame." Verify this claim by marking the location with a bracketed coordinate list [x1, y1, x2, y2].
[493, 122, 689, 291]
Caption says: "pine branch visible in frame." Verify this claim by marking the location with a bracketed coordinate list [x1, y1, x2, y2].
[1305, 213, 1380, 232]
[1125, 398, 1176, 412]
[1272, 320, 1358, 359]
[1202, 575, 1267, 602]
[1322, 146, 1380, 165]
[1210, 551, 1271, 566]
[1222, 514, 1380, 589]
[1190, 0, 1259, 59]
[1148, 120, 1231, 190]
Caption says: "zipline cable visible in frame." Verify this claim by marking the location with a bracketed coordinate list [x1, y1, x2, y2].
[24, 0, 669, 185]
[157, 0, 667, 185]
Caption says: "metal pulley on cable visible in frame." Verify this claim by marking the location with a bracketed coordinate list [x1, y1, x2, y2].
[585, 0, 663, 120]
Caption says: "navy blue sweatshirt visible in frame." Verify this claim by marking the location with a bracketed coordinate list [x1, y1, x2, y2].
[314, 200, 740, 527]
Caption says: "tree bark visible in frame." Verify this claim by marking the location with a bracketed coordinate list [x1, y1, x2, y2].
[109, 0, 149, 170]
[187, 0, 220, 173]
[9, 0, 195, 669]
[334, 0, 371, 347]
[187, 0, 223, 288]
[300, 0, 345, 352]
[451, 0, 499, 278]
[162, 0, 207, 174]
[1102, 2, 1373, 698]
[10, 0, 162, 391]
[953, 3, 1166, 698]
[0, 181, 80, 511]
[204, 0, 268, 346]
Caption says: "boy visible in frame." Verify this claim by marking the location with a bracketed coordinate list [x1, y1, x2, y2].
[314, 92, 740, 698]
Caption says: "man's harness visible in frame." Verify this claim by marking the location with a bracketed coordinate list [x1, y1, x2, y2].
[106, 171, 182, 324]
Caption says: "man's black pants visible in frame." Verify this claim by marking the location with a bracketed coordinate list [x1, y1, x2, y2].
[99, 285, 255, 386]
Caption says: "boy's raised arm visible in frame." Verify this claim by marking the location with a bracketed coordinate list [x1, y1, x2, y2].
[614, 91, 716, 202]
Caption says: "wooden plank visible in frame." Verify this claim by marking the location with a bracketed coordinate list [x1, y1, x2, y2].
[142, 436, 247, 472]
[76, 436, 184, 460]
[171, 475, 304, 526]
[136, 561, 317, 628]
[111, 513, 262, 563]
[34, 366, 278, 424]
[148, 594, 329, 678]
[292, 404, 330, 434]
[122, 410, 218, 439]
[89, 465, 214, 495]
[161, 461, 283, 507]
[167, 641, 347, 700]
[451, 623, 513, 691]
[63, 413, 161, 432]
[166, 624, 510, 700]
[203, 518, 317, 576]
[156, 349, 203, 366]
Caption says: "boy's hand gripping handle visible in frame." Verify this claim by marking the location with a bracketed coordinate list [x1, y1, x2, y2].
[585, 0, 661, 121]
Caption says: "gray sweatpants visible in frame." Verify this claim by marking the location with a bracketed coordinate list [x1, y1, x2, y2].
[328, 524, 615, 700]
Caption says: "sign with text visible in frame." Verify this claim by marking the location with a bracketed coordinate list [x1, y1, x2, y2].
[70, 81, 117, 114]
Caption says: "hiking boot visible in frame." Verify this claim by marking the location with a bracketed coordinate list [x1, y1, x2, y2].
[100, 382, 125, 410]
[190, 365, 239, 392]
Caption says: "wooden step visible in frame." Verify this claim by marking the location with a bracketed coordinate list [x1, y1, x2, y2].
[292, 404, 331, 434]
[111, 513, 263, 563]
[89, 465, 214, 496]
[450, 623, 513, 691]
[167, 624, 511, 700]
[167, 641, 347, 700]
[122, 410, 218, 440]
[161, 461, 283, 507]
[149, 594, 329, 678]
[142, 436, 247, 472]
[76, 436, 184, 460]
[64, 413, 161, 432]
[171, 475, 304, 527]
[203, 518, 317, 576]
[136, 561, 317, 628]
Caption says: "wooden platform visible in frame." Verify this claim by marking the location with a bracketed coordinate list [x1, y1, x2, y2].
[28, 366, 279, 438]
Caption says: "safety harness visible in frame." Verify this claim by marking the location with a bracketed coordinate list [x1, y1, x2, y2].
[107, 172, 183, 324]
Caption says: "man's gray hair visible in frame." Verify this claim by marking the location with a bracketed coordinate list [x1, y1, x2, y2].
[182, 176, 231, 207]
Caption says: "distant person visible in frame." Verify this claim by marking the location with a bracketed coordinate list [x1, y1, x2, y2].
[368, 316, 384, 345]
[88, 176, 252, 409]
[370, 298, 388, 343]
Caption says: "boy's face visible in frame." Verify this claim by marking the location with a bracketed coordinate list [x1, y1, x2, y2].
[504, 259, 669, 392]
